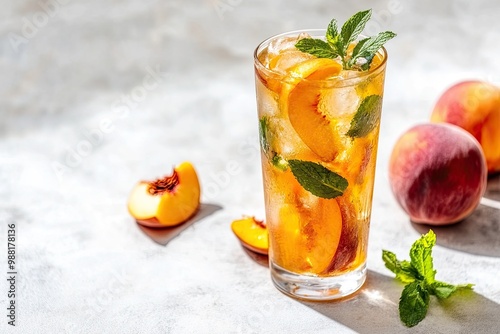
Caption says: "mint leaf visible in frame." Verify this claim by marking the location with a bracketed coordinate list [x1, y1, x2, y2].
[430, 281, 456, 299]
[339, 9, 372, 54]
[346, 95, 382, 138]
[430, 281, 474, 299]
[295, 38, 338, 59]
[382, 250, 418, 284]
[399, 281, 430, 327]
[259, 116, 270, 154]
[349, 31, 397, 70]
[326, 19, 341, 54]
[288, 160, 348, 199]
[409, 230, 436, 283]
[259, 117, 289, 171]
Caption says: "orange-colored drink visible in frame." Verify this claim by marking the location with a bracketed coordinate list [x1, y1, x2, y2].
[254, 29, 387, 300]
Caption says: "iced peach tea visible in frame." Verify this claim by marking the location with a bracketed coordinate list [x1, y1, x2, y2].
[254, 29, 388, 300]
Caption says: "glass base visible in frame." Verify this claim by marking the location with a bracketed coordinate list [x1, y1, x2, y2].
[270, 262, 366, 301]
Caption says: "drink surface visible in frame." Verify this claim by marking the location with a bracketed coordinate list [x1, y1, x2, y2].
[255, 32, 386, 276]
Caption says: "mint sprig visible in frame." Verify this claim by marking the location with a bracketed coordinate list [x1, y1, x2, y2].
[383, 230, 474, 327]
[295, 9, 396, 70]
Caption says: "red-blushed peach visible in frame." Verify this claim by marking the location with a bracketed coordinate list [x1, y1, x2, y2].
[389, 123, 487, 225]
[430, 81, 500, 173]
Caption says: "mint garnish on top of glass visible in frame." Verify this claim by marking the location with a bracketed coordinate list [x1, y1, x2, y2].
[295, 9, 396, 70]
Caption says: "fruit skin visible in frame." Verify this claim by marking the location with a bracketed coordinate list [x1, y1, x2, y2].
[127, 162, 200, 227]
[430, 81, 500, 173]
[389, 123, 487, 225]
[231, 217, 269, 255]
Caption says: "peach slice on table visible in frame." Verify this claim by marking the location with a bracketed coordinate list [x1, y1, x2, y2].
[127, 162, 201, 227]
[231, 217, 269, 255]
[282, 58, 343, 161]
[272, 198, 343, 275]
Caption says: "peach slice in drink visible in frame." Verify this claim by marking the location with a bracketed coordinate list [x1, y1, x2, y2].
[271, 197, 343, 275]
[259, 50, 315, 95]
[327, 195, 360, 273]
[281, 58, 343, 161]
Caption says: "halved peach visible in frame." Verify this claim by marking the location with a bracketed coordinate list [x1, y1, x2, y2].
[231, 217, 269, 255]
[127, 162, 200, 226]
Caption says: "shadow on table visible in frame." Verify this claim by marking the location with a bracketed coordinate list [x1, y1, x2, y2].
[136, 203, 222, 246]
[300, 270, 500, 334]
[411, 173, 500, 257]
[484, 173, 500, 201]
[242, 247, 269, 268]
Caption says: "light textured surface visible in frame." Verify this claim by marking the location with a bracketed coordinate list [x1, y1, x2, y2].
[1, 0, 500, 333]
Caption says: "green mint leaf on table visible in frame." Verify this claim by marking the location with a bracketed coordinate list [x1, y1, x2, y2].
[295, 39, 338, 59]
[409, 230, 437, 283]
[382, 230, 474, 327]
[399, 281, 430, 328]
[295, 9, 396, 70]
[346, 95, 382, 138]
[382, 250, 418, 284]
[430, 281, 474, 299]
[288, 160, 348, 199]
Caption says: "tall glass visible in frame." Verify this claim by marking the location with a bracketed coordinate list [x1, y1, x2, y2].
[254, 29, 387, 300]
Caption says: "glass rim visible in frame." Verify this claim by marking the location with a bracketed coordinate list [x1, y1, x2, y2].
[254, 29, 388, 87]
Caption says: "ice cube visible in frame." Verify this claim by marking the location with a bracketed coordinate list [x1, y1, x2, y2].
[267, 33, 311, 58]
[256, 78, 279, 117]
[269, 50, 315, 74]
[270, 117, 311, 159]
[321, 85, 360, 119]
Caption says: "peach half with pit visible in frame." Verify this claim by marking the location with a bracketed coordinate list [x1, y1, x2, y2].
[430, 80, 500, 173]
[127, 162, 200, 227]
[389, 123, 487, 225]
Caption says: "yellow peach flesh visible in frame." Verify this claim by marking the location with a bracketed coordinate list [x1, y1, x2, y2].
[127, 162, 201, 227]
[231, 217, 269, 255]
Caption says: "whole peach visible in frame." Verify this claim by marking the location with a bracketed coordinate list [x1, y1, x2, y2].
[431, 81, 500, 173]
[389, 123, 487, 225]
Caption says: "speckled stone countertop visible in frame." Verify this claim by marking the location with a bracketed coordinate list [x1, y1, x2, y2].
[1, 0, 500, 333]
